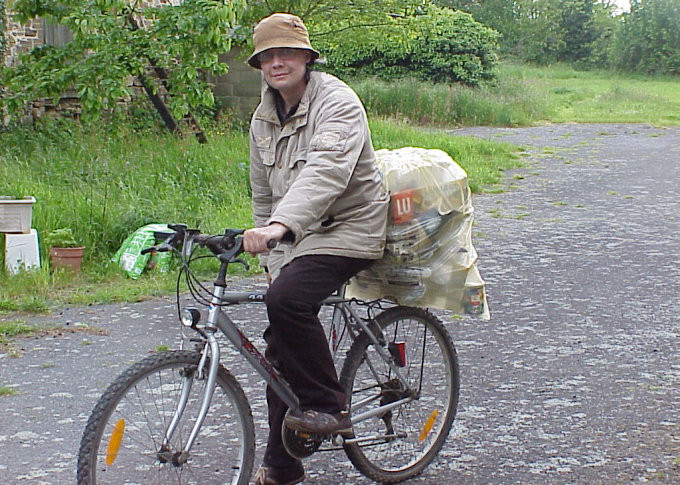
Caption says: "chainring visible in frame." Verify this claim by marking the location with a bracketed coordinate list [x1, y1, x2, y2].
[281, 425, 324, 459]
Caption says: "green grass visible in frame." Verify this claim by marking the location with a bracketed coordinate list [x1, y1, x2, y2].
[0, 386, 18, 396]
[352, 75, 549, 127]
[0, 320, 37, 349]
[350, 62, 680, 127]
[0, 122, 252, 257]
[500, 63, 680, 125]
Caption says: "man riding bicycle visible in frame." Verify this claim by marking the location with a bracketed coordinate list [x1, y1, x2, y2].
[242, 13, 389, 485]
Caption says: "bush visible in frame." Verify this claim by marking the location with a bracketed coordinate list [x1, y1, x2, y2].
[320, 6, 499, 85]
[612, 0, 680, 75]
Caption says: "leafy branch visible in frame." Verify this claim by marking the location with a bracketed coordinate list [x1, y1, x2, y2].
[1, 0, 246, 128]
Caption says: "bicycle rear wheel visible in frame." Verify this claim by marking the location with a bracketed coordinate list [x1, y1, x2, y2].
[77, 350, 255, 484]
[339, 306, 459, 483]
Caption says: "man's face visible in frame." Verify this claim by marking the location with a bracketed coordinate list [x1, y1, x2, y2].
[259, 48, 311, 95]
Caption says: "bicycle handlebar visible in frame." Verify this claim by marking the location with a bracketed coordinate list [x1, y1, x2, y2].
[141, 225, 293, 269]
[141, 225, 248, 268]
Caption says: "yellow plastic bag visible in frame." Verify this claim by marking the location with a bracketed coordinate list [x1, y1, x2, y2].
[347, 148, 490, 319]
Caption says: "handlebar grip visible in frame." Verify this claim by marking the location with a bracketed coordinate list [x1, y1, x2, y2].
[266, 231, 294, 249]
[140, 247, 154, 255]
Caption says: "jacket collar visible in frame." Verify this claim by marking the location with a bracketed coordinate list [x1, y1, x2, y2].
[255, 72, 324, 134]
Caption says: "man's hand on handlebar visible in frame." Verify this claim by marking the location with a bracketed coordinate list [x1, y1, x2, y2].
[243, 223, 289, 256]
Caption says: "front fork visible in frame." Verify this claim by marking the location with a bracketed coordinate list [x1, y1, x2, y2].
[159, 305, 222, 465]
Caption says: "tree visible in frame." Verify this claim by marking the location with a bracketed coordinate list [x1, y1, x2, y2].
[437, 0, 522, 52]
[240, 0, 421, 35]
[613, 0, 680, 74]
[1, 0, 246, 130]
[558, 0, 597, 62]
[239, 1, 499, 85]
[436, 0, 624, 67]
[318, 5, 499, 85]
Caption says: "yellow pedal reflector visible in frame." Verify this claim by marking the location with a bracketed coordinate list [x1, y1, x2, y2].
[418, 409, 439, 442]
[105, 419, 126, 466]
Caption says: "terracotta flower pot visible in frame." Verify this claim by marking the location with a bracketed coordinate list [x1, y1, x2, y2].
[49, 246, 85, 272]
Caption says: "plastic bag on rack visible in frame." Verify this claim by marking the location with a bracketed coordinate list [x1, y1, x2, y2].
[346, 147, 490, 319]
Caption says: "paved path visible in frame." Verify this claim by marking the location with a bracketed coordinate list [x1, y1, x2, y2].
[1, 124, 678, 483]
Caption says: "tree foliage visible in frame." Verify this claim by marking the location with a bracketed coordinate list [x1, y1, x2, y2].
[613, 0, 680, 74]
[239, 1, 499, 85]
[438, 0, 620, 66]
[558, 0, 597, 62]
[239, 0, 420, 37]
[317, 5, 499, 85]
[1, 0, 245, 121]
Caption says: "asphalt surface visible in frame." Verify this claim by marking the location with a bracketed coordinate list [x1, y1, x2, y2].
[1, 123, 678, 484]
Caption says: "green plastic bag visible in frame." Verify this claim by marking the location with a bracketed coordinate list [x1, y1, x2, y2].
[112, 224, 172, 279]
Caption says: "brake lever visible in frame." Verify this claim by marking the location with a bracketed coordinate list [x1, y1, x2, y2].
[232, 258, 250, 271]
[217, 237, 245, 264]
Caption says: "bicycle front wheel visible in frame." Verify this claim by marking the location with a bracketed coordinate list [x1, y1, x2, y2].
[339, 306, 459, 483]
[77, 350, 255, 485]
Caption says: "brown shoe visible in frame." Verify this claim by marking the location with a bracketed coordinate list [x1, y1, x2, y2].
[284, 409, 353, 436]
[253, 461, 305, 485]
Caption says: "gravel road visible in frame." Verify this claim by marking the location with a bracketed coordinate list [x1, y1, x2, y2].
[1, 123, 678, 484]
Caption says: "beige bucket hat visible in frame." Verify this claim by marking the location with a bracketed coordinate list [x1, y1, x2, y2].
[247, 13, 320, 69]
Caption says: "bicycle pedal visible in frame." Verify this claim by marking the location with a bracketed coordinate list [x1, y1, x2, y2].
[332, 434, 345, 445]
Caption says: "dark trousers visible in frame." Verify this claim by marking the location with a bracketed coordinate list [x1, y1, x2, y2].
[262, 254, 373, 467]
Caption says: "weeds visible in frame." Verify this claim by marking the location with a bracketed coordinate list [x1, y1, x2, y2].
[0, 386, 18, 396]
[0, 319, 109, 356]
[0, 321, 37, 355]
[0, 320, 37, 343]
[352, 75, 548, 127]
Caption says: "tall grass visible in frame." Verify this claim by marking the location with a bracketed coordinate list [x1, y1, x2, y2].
[496, 63, 680, 125]
[0, 122, 252, 259]
[351, 75, 550, 127]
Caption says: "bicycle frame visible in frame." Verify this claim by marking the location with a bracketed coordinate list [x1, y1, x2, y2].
[171, 281, 417, 457]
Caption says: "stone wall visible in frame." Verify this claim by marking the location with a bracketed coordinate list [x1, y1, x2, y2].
[3, 16, 44, 67]
[210, 47, 263, 121]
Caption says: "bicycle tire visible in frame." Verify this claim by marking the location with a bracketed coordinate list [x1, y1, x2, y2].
[339, 306, 459, 483]
[77, 350, 255, 485]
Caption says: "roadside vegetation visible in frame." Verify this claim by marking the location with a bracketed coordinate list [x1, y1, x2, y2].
[2, 61, 680, 312]
[505, 63, 680, 125]
[354, 63, 680, 127]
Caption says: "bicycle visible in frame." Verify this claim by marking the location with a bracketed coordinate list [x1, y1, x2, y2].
[77, 224, 460, 484]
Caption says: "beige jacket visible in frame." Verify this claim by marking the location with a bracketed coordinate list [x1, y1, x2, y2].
[250, 71, 389, 277]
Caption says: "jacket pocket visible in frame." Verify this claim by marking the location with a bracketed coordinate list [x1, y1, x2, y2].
[259, 149, 275, 167]
[288, 149, 307, 169]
